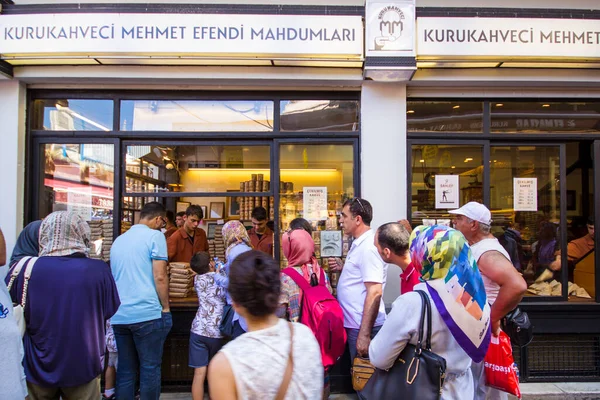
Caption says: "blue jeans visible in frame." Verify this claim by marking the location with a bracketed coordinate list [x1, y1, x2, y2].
[113, 312, 172, 400]
[347, 325, 382, 400]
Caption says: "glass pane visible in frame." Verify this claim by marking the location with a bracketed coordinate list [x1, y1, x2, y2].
[125, 145, 271, 194]
[31, 99, 114, 131]
[489, 146, 565, 298]
[120, 100, 274, 131]
[407, 101, 483, 132]
[280, 100, 359, 131]
[278, 143, 355, 292]
[491, 102, 600, 133]
[41, 143, 115, 261]
[410, 144, 483, 225]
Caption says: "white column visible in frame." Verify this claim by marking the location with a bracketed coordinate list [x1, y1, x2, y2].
[0, 80, 27, 261]
[360, 81, 407, 306]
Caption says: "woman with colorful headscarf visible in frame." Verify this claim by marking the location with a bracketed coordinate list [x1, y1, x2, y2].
[6, 211, 120, 399]
[213, 220, 253, 338]
[369, 225, 491, 399]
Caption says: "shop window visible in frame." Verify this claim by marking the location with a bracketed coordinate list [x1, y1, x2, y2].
[278, 143, 355, 296]
[124, 145, 271, 194]
[407, 101, 483, 133]
[120, 100, 274, 132]
[491, 102, 600, 133]
[40, 143, 115, 261]
[31, 99, 114, 131]
[410, 144, 483, 225]
[280, 100, 359, 131]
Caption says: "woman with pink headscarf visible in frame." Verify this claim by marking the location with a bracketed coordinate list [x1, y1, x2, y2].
[278, 229, 332, 322]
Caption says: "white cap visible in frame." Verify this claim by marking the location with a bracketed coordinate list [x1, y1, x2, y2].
[448, 202, 492, 225]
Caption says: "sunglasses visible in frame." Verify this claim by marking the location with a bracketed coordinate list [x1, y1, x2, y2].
[352, 198, 366, 214]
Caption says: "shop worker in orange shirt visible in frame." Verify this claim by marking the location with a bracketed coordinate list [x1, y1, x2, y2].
[248, 206, 274, 256]
[167, 205, 209, 262]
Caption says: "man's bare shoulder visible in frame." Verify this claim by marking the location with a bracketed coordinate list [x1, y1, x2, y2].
[478, 250, 512, 267]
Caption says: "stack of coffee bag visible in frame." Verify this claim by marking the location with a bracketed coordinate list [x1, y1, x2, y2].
[169, 262, 194, 298]
[214, 225, 225, 261]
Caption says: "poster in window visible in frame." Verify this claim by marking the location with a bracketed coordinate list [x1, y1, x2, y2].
[303, 187, 328, 221]
[435, 175, 459, 209]
[513, 178, 537, 211]
[320, 230, 343, 258]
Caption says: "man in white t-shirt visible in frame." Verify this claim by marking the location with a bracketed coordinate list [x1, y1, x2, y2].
[329, 198, 387, 389]
[450, 202, 527, 400]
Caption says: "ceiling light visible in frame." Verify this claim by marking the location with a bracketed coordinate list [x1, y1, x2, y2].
[464, 158, 473, 162]
[419, 159, 425, 163]
[495, 104, 504, 107]
[451, 166, 456, 169]
[493, 160, 497, 163]
[453, 105, 460, 109]
[407, 110, 415, 114]
[542, 104, 551, 107]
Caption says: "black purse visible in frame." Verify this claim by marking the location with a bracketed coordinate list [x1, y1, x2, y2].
[362, 290, 447, 400]
[219, 304, 235, 338]
[502, 307, 533, 347]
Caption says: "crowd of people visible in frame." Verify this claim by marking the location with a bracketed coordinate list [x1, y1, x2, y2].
[0, 197, 533, 400]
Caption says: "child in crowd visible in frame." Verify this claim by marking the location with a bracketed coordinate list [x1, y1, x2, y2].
[102, 320, 118, 400]
[189, 251, 227, 400]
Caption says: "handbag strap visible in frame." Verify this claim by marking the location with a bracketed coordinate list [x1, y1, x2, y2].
[275, 322, 294, 400]
[6, 256, 32, 292]
[20, 257, 38, 308]
[415, 290, 433, 352]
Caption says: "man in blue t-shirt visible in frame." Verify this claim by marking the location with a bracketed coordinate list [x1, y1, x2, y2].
[110, 202, 172, 400]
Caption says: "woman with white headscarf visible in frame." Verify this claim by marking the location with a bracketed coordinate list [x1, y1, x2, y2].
[6, 211, 120, 400]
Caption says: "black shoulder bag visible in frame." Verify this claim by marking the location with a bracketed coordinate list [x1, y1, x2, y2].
[362, 290, 447, 400]
[502, 307, 533, 347]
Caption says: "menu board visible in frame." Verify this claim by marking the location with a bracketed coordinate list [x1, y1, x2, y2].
[513, 178, 538, 211]
[67, 189, 93, 221]
[303, 187, 328, 221]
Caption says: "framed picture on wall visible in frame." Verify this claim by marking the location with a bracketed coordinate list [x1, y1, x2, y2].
[226, 191, 240, 218]
[209, 202, 225, 219]
[176, 201, 190, 213]
[200, 205, 208, 220]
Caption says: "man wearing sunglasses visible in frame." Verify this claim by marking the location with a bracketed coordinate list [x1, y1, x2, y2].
[331, 197, 387, 397]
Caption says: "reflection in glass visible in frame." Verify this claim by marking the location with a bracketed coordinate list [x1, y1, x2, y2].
[32, 99, 114, 131]
[41, 143, 114, 261]
[491, 102, 600, 133]
[407, 101, 483, 132]
[490, 146, 564, 297]
[120, 100, 274, 132]
[280, 100, 359, 131]
[125, 145, 271, 194]
[410, 144, 483, 224]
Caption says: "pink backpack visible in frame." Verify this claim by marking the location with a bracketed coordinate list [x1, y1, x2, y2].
[282, 267, 347, 370]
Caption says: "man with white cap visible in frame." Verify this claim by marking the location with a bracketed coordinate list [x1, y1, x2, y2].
[449, 201, 527, 400]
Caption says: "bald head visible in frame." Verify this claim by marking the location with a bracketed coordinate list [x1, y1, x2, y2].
[376, 222, 410, 257]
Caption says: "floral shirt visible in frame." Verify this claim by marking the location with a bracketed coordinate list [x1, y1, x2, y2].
[279, 266, 332, 323]
[191, 273, 227, 338]
[105, 320, 117, 353]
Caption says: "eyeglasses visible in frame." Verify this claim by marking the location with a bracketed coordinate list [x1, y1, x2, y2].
[353, 198, 366, 214]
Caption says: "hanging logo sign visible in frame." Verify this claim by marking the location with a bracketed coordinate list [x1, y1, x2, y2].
[366, 1, 415, 56]
[0, 13, 363, 59]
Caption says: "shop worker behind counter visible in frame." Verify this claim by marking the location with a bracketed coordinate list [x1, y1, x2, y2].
[329, 197, 387, 399]
[110, 201, 173, 400]
[168, 205, 209, 263]
[449, 201, 527, 400]
[248, 206, 274, 255]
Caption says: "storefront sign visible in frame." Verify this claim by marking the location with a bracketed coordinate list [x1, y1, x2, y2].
[0, 13, 363, 58]
[366, 0, 415, 56]
[417, 18, 600, 59]
[303, 187, 328, 221]
[514, 178, 537, 211]
[435, 175, 459, 209]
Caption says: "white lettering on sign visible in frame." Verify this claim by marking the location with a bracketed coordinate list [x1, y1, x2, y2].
[0, 13, 363, 58]
[418, 17, 600, 59]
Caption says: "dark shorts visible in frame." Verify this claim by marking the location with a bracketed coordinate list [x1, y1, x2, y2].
[188, 333, 223, 368]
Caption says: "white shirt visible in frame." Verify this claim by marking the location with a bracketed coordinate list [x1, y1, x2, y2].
[369, 283, 473, 400]
[337, 229, 387, 329]
[220, 319, 323, 400]
[470, 238, 511, 305]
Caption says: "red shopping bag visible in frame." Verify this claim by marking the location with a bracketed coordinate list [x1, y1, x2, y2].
[484, 330, 521, 399]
